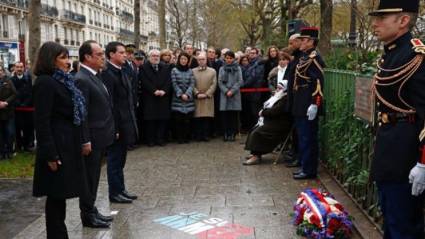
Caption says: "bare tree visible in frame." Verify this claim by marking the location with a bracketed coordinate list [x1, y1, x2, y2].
[319, 0, 333, 56]
[167, 0, 189, 48]
[158, 0, 167, 48]
[28, 0, 41, 79]
[134, 0, 141, 48]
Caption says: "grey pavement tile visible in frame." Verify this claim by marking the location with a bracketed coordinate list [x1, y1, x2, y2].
[12, 139, 362, 239]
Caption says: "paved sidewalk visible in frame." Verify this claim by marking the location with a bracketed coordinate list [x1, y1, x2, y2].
[13, 138, 358, 239]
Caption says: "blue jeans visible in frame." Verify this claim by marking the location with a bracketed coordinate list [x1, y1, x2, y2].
[0, 118, 15, 155]
[294, 117, 318, 175]
[376, 182, 424, 239]
[106, 139, 127, 196]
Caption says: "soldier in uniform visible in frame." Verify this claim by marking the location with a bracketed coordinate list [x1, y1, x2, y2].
[369, 1, 425, 238]
[292, 27, 325, 180]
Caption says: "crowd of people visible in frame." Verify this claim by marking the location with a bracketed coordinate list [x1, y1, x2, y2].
[0, 61, 34, 160]
[17, 25, 326, 238]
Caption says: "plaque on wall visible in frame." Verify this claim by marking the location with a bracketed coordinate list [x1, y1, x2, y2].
[354, 77, 375, 124]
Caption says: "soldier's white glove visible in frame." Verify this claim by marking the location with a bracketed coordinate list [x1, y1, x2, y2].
[306, 104, 318, 121]
[409, 163, 425, 196]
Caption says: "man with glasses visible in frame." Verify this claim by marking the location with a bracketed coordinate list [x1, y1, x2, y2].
[75, 40, 114, 228]
[369, 1, 425, 238]
[139, 49, 172, 146]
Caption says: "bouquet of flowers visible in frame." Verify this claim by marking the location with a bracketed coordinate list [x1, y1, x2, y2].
[293, 188, 353, 239]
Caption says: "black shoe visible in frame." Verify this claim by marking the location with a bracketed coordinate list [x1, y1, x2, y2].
[109, 194, 133, 203]
[293, 172, 317, 180]
[81, 214, 111, 228]
[97, 212, 113, 222]
[292, 170, 303, 175]
[285, 160, 301, 168]
[121, 190, 138, 200]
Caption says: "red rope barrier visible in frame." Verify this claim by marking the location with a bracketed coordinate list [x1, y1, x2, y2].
[240, 88, 270, 93]
[15, 107, 35, 112]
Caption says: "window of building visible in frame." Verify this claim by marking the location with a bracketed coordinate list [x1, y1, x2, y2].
[82, 31, 85, 41]
[54, 25, 58, 39]
[64, 27, 68, 40]
[90, 31, 92, 40]
[67, 1, 71, 11]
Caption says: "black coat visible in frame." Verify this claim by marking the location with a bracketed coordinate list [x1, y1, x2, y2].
[75, 67, 115, 150]
[292, 49, 325, 117]
[123, 60, 139, 108]
[10, 73, 32, 107]
[139, 62, 172, 120]
[32, 75, 86, 199]
[245, 96, 292, 153]
[372, 32, 425, 182]
[0, 77, 16, 120]
[101, 62, 138, 146]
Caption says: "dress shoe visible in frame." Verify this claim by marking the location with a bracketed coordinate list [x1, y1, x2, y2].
[97, 212, 113, 222]
[121, 190, 138, 200]
[243, 156, 261, 166]
[292, 169, 303, 175]
[293, 172, 317, 180]
[82, 214, 110, 228]
[109, 194, 133, 203]
[285, 160, 301, 168]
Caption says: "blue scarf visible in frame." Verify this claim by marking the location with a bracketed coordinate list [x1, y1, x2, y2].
[52, 70, 86, 126]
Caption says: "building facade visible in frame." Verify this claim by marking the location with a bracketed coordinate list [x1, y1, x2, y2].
[0, 0, 161, 66]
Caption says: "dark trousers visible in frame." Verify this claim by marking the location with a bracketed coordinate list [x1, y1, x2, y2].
[376, 182, 425, 239]
[15, 111, 34, 150]
[46, 197, 68, 239]
[294, 117, 318, 176]
[79, 149, 103, 216]
[195, 117, 211, 140]
[221, 111, 239, 137]
[106, 139, 127, 196]
[0, 118, 14, 155]
[173, 112, 193, 143]
[144, 119, 168, 145]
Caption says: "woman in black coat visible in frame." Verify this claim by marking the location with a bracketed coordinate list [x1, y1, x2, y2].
[243, 81, 292, 165]
[0, 65, 16, 159]
[32, 42, 87, 239]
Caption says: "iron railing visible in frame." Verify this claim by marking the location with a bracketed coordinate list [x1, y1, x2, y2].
[320, 69, 382, 224]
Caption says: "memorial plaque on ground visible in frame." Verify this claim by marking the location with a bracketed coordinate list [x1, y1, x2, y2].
[354, 77, 374, 124]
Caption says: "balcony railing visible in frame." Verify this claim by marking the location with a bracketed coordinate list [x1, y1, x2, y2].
[55, 38, 60, 43]
[41, 4, 58, 17]
[2, 31, 8, 38]
[70, 40, 75, 45]
[61, 10, 86, 25]
[0, 0, 28, 9]
[120, 10, 134, 21]
[119, 28, 134, 38]
[64, 39, 69, 45]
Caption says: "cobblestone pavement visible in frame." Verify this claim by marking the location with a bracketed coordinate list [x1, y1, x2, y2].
[13, 138, 360, 239]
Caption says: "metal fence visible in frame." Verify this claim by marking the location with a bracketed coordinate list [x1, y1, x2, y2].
[320, 69, 382, 225]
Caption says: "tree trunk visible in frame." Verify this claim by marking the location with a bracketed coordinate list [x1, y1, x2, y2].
[158, 0, 166, 49]
[349, 0, 357, 48]
[28, 0, 41, 80]
[319, 0, 332, 56]
[134, 0, 141, 48]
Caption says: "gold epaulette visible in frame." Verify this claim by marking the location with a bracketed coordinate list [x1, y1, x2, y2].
[411, 39, 425, 54]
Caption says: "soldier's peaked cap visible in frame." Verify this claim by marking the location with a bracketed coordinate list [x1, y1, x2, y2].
[369, 0, 419, 16]
[299, 27, 319, 39]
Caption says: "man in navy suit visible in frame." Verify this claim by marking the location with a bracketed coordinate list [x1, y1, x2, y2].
[75, 40, 115, 228]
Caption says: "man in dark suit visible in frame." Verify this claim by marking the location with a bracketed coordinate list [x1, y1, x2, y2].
[139, 49, 172, 146]
[10, 61, 34, 152]
[75, 40, 115, 228]
[101, 42, 138, 204]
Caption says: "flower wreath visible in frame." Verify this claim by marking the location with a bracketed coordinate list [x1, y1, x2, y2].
[293, 188, 353, 239]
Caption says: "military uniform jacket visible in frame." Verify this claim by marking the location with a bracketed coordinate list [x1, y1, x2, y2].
[292, 48, 325, 117]
[371, 32, 425, 182]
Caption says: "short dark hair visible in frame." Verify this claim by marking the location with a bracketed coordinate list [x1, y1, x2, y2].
[251, 48, 260, 54]
[33, 41, 69, 76]
[279, 52, 292, 61]
[224, 51, 235, 59]
[72, 60, 79, 71]
[79, 40, 97, 63]
[105, 41, 125, 59]
[215, 48, 221, 58]
[14, 61, 24, 67]
[177, 52, 190, 66]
